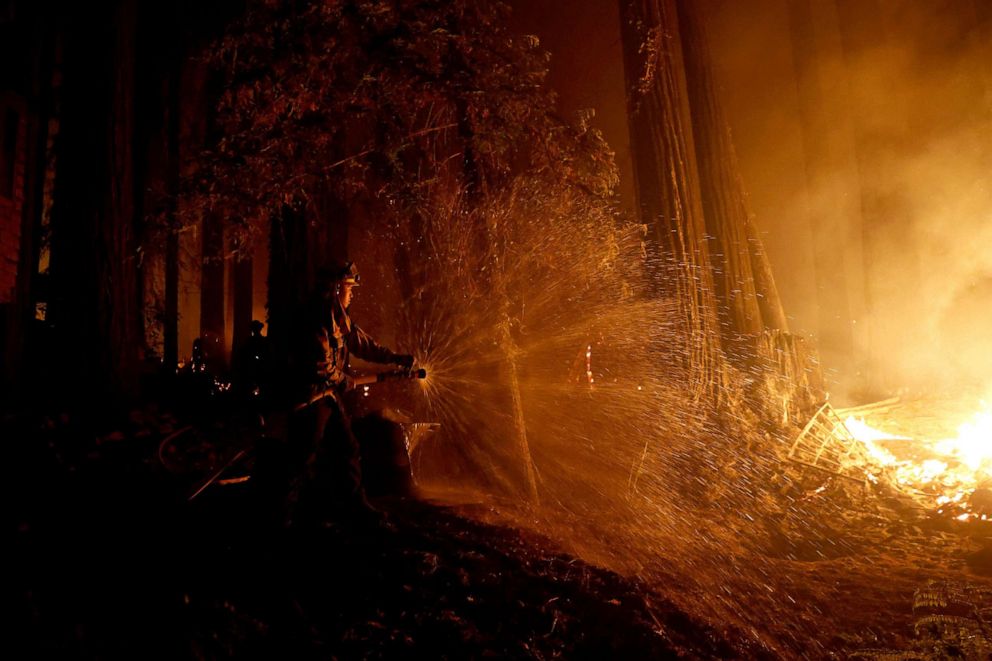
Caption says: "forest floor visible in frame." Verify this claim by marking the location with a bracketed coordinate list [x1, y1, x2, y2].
[7, 408, 736, 660]
[9, 406, 992, 659]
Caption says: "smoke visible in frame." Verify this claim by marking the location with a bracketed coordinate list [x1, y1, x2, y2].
[835, 0, 992, 394]
[706, 0, 992, 400]
[878, 121, 992, 391]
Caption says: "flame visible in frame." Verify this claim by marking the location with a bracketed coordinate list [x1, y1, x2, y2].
[842, 416, 902, 466]
[843, 417, 909, 443]
[840, 402, 992, 518]
[934, 405, 992, 471]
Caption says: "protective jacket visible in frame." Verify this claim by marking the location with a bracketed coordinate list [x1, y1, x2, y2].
[305, 297, 403, 398]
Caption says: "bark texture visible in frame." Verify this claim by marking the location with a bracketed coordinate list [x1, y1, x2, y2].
[619, 0, 724, 398]
[678, 0, 788, 343]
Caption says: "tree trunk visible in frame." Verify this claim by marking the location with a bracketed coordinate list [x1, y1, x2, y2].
[49, 0, 141, 405]
[834, 0, 919, 393]
[8, 10, 55, 402]
[488, 212, 540, 505]
[175, 47, 211, 365]
[454, 87, 539, 503]
[267, 205, 309, 380]
[163, 166, 179, 370]
[200, 210, 226, 370]
[677, 0, 786, 348]
[133, 1, 183, 373]
[618, 0, 724, 400]
[102, 0, 141, 396]
[745, 218, 789, 333]
[677, 0, 761, 340]
[232, 253, 253, 359]
[162, 23, 181, 372]
[787, 0, 863, 378]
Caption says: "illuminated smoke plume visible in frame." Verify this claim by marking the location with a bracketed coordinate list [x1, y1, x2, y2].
[705, 0, 992, 398]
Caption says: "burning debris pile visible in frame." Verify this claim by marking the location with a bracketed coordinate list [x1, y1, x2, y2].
[790, 392, 992, 524]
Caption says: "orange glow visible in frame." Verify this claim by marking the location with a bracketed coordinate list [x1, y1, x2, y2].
[841, 401, 992, 515]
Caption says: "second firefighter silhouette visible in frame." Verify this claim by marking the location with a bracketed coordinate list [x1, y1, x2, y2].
[289, 261, 414, 527]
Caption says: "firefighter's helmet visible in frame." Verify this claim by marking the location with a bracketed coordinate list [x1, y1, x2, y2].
[318, 260, 361, 288]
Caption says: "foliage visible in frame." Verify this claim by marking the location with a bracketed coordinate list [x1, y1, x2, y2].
[176, 0, 620, 251]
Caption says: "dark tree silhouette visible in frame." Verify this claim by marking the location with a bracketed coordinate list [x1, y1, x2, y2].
[48, 1, 142, 403]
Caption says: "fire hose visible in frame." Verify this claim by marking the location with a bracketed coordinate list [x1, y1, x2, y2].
[294, 367, 427, 412]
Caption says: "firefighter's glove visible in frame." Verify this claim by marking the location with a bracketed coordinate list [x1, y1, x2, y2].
[342, 375, 357, 392]
[396, 354, 415, 369]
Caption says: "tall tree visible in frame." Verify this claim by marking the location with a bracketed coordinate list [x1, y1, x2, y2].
[834, 0, 920, 392]
[49, 0, 142, 404]
[135, 1, 183, 370]
[1, 2, 55, 402]
[618, 0, 724, 399]
[677, 0, 788, 344]
[786, 0, 862, 375]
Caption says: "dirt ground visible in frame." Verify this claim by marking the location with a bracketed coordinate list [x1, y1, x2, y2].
[9, 409, 992, 659]
[7, 410, 727, 659]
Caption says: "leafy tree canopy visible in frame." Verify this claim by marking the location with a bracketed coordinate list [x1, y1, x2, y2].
[177, 0, 620, 248]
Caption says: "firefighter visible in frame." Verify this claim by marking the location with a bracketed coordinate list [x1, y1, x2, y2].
[287, 260, 414, 529]
[234, 319, 273, 399]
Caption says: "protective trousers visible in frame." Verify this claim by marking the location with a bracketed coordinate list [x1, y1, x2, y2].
[288, 392, 369, 525]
